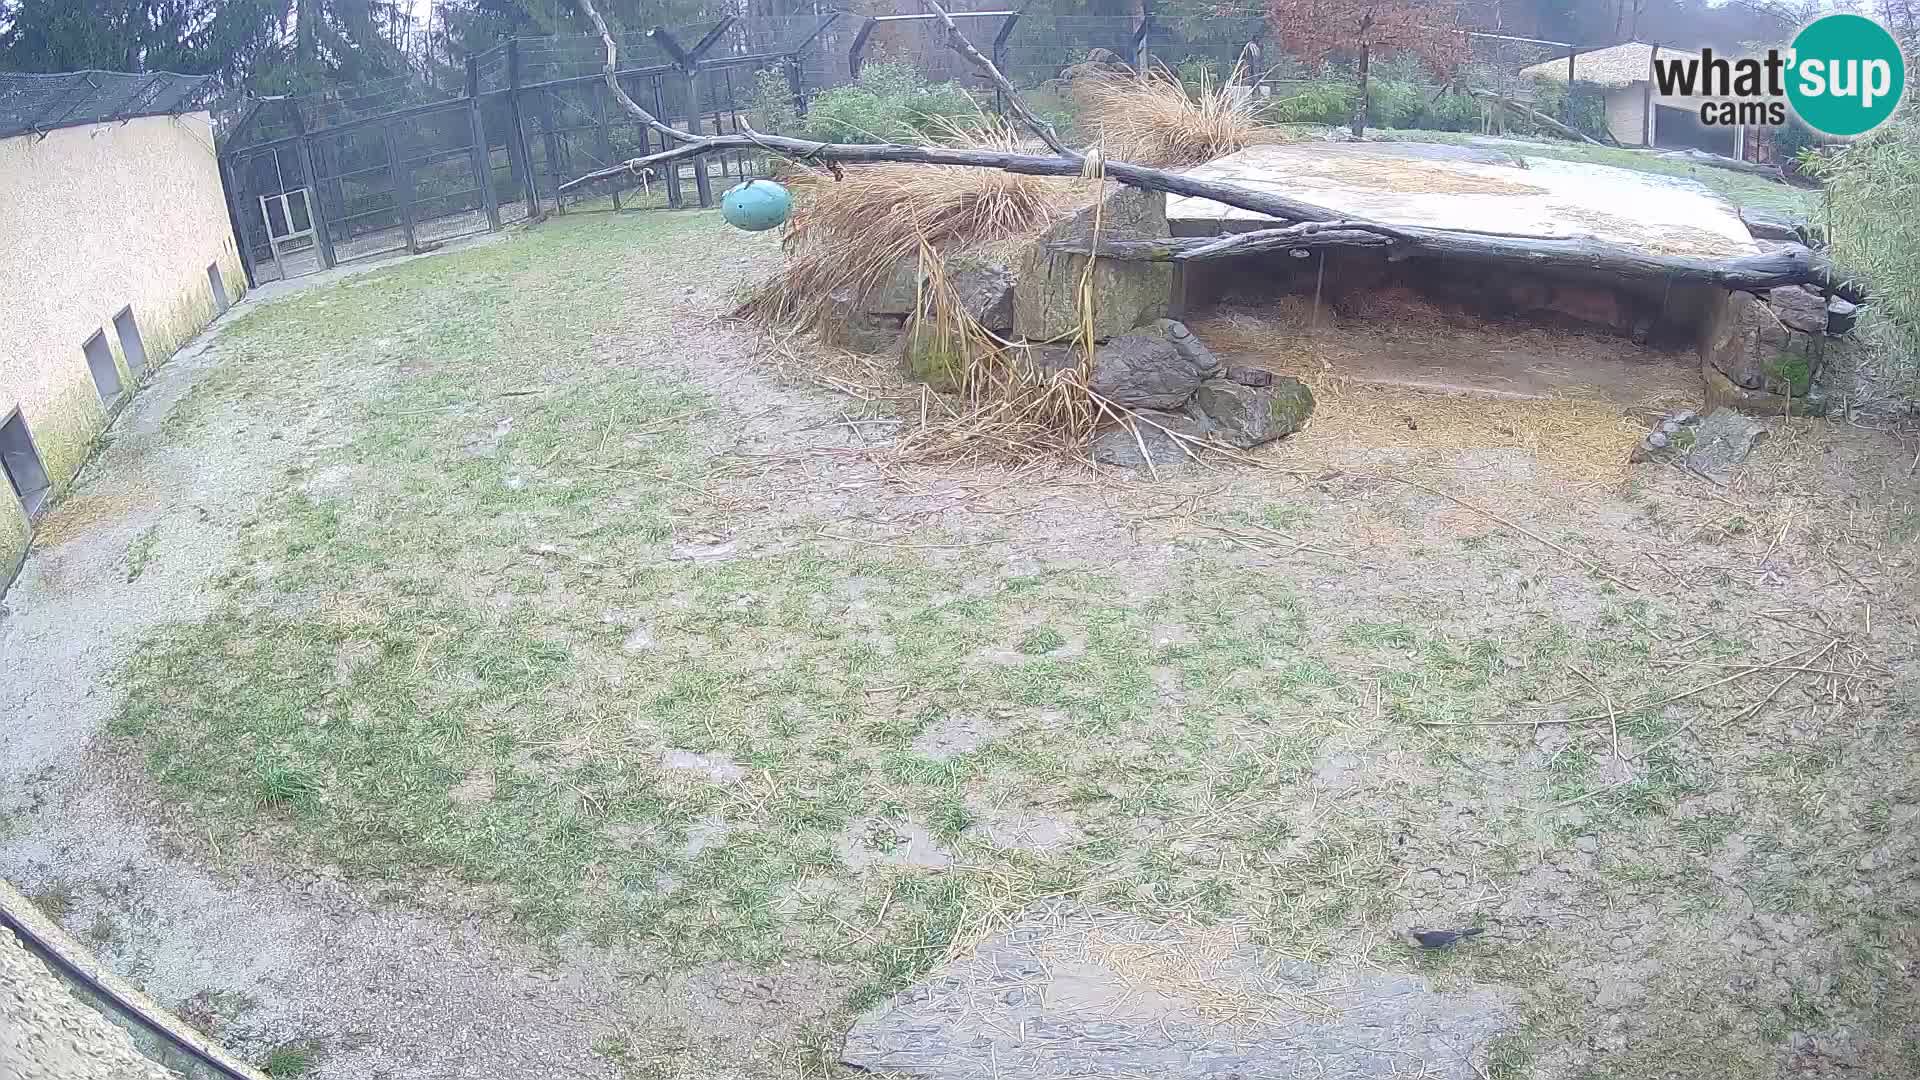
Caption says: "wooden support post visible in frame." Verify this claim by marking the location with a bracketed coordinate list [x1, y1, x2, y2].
[1643, 43, 1658, 147]
[1130, 14, 1153, 70]
[1565, 51, 1575, 123]
[384, 123, 419, 253]
[506, 40, 542, 220]
[595, 78, 620, 210]
[687, 68, 713, 208]
[466, 58, 502, 231]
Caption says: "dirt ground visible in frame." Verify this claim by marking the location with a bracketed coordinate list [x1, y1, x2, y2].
[1, 210, 1916, 1079]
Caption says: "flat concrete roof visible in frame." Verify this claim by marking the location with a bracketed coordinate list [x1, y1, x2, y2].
[1168, 141, 1759, 260]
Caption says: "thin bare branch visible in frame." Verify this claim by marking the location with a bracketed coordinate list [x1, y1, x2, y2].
[924, 0, 1074, 157]
[575, 0, 701, 148]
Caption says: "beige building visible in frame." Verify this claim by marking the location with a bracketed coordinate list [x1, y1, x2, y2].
[1520, 42, 1741, 157]
[0, 72, 245, 589]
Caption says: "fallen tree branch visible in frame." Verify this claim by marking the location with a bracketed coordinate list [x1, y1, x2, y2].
[1052, 229, 1869, 303]
[1653, 146, 1787, 181]
[1465, 88, 1602, 146]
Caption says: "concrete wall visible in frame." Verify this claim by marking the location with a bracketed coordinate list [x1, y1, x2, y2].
[0, 111, 243, 587]
[1605, 84, 1649, 145]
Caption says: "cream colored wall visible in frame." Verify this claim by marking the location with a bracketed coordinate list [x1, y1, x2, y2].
[1605, 84, 1650, 145]
[0, 111, 243, 584]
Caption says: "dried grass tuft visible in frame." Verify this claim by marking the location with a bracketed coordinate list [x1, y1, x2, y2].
[1072, 62, 1294, 168]
[735, 120, 1085, 333]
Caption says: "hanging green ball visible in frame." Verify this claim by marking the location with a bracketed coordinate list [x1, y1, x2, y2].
[720, 179, 792, 232]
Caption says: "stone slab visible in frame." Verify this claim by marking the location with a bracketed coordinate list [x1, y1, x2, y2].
[1168, 142, 1759, 260]
[842, 903, 1514, 1079]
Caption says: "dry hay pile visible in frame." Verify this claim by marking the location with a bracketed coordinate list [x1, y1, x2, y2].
[738, 124, 1167, 463]
[1070, 62, 1295, 168]
[736, 122, 1084, 335]
[1193, 309, 1652, 487]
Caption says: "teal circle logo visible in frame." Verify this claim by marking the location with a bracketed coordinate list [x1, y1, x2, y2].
[1786, 14, 1906, 137]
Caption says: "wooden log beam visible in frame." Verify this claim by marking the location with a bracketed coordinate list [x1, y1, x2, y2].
[1653, 146, 1787, 180]
[1056, 227, 1869, 303]
[558, 134, 1346, 222]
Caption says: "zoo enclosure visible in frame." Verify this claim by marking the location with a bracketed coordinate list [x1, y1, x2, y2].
[215, 11, 1592, 286]
[218, 15, 850, 284]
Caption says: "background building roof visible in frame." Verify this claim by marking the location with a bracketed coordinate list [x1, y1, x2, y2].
[1520, 42, 1704, 89]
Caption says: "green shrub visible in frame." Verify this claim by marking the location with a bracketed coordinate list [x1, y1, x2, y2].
[1173, 56, 1223, 94]
[802, 60, 981, 144]
[1365, 79, 1426, 129]
[1420, 90, 1481, 132]
[1268, 80, 1356, 125]
[1802, 119, 1920, 372]
[746, 67, 800, 135]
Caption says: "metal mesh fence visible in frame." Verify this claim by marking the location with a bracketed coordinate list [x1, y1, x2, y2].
[0, 70, 216, 140]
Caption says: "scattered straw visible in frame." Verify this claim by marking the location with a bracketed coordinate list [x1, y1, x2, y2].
[1190, 307, 1661, 487]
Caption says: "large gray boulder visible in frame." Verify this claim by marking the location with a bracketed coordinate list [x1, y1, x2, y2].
[1089, 319, 1219, 408]
[821, 286, 907, 354]
[937, 256, 1017, 335]
[1684, 407, 1769, 484]
[863, 256, 923, 316]
[842, 901, 1514, 1079]
[1090, 410, 1209, 467]
[1768, 286, 1829, 335]
[1014, 187, 1173, 342]
[1184, 376, 1316, 449]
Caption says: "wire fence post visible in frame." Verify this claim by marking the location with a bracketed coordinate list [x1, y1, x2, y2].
[217, 154, 260, 289]
[992, 13, 1021, 118]
[300, 139, 339, 269]
[505, 40, 542, 222]
[285, 103, 337, 271]
[383, 122, 419, 253]
[594, 77, 621, 211]
[686, 68, 713, 207]
[466, 57, 502, 231]
[654, 77, 683, 209]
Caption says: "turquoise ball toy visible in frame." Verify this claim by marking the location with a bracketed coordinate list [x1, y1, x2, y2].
[720, 179, 792, 232]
